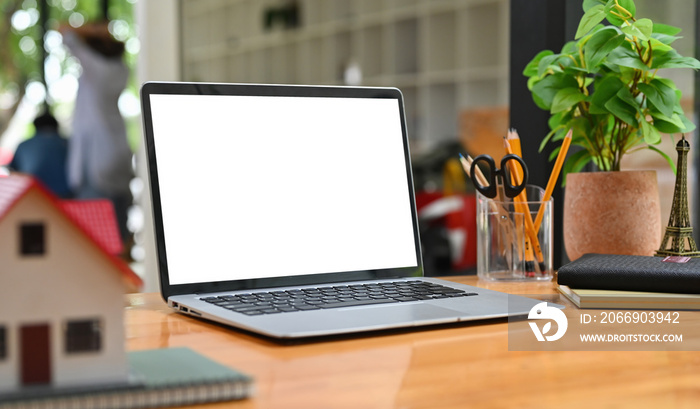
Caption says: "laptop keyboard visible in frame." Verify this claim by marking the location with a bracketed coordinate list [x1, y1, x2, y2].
[200, 280, 478, 316]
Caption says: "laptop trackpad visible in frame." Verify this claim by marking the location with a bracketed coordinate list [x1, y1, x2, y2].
[252, 303, 471, 338]
[391, 303, 465, 321]
[322, 303, 465, 328]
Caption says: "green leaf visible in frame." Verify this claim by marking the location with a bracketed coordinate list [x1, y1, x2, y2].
[648, 145, 677, 174]
[572, 116, 594, 141]
[652, 22, 682, 36]
[640, 118, 661, 145]
[569, 150, 594, 174]
[654, 55, 700, 70]
[538, 53, 562, 77]
[679, 113, 697, 133]
[524, 50, 554, 77]
[527, 77, 551, 110]
[604, 90, 638, 125]
[561, 40, 579, 55]
[551, 87, 586, 113]
[621, 18, 652, 41]
[623, 128, 645, 151]
[584, 26, 625, 69]
[557, 56, 579, 72]
[606, 46, 650, 70]
[563, 65, 589, 75]
[651, 113, 685, 133]
[530, 74, 579, 110]
[548, 146, 561, 161]
[648, 37, 674, 54]
[583, 0, 606, 12]
[616, 85, 641, 108]
[547, 113, 562, 131]
[531, 92, 549, 111]
[605, 0, 636, 26]
[547, 110, 570, 132]
[542, 117, 583, 153]
[651, 32, 681, 46]
[576, 5, 607, 39]
[637, 78, 677, 118]
[540, 127, 561, 152]
[650, 48, 677, 69]
[561, 149, 595, 185]
[613, 65, 637, 84]
[635, 18, 653, 40]
[526, 75, 538, 91]
[652, 89, 698, 133]
[590, 76, 624, 114]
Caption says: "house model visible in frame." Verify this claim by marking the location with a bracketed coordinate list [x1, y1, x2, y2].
[0, 174, 142, 393]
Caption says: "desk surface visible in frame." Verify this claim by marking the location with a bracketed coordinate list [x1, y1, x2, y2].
[125, 277, 700, 408]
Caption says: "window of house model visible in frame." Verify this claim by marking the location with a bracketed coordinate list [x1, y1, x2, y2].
[19, 222, 46, 256]
[0, 326, 6, 359]
[65, 319, 102, 353]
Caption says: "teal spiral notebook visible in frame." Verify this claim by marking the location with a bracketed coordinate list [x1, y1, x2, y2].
[0, 347, 253, 409]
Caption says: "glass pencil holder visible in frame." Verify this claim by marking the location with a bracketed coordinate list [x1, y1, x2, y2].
[476, 185, 553, 281]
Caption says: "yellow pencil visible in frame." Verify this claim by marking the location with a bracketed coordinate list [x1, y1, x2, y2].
[503, 138, 544, 265]
[507, 128, 523, 157]
[504, 129, 534, 270]
[534, 129, 573, 232]
[506, 128, 544, 273]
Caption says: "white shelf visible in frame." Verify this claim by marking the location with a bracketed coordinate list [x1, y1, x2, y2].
[180, 0, 509, 146]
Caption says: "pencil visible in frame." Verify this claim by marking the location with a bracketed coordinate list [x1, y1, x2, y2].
[503, 138, 544, 267]
[506, 128, 523, 157]
[507, 129, 541, 275]
[503, 137, 538, 275]
[534, 129, 572, 232]
[458, 153, 487, 186]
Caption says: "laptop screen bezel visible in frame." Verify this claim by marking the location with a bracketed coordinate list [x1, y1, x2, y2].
[140, 82, 424, 300]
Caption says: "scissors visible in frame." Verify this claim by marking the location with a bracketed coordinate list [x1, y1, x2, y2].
[469, 154, 528, 199]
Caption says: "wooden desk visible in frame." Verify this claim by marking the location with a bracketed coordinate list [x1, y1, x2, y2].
[125, 277, 700, 408]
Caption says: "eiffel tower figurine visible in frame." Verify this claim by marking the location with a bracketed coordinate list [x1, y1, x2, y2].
[656, 135, 700, 257]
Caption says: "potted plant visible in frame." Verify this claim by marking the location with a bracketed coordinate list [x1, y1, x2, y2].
[523, 0, 700, 260]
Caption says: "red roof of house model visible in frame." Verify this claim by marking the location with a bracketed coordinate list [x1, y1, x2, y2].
[61, 200, 124, 256]
[0, 174, 142, 291]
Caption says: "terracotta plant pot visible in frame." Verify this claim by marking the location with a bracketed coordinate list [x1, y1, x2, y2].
[563, 170, 661, 261]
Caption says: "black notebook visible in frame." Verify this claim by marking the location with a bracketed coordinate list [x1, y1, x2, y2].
[0, 347, 253, 409]
[557, 253, 700, 294]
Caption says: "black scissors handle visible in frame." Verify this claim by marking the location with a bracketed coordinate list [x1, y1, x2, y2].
[470, 154, 528, 199]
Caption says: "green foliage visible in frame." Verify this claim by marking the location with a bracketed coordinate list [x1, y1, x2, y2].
[0, 0, 137, 147]
[524, 0, 700, 173]
[2, 0, 133, 90]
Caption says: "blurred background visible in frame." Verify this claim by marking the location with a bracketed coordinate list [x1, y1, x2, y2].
[0, 0, 697, 290]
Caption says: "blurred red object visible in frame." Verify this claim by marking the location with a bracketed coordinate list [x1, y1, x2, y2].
[416, 192, 477, 273]
[0, 147, 13, 166]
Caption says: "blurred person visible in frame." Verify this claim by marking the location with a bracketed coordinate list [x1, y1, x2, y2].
[9, 112, 72, 198]
[60, 21, 133, 244]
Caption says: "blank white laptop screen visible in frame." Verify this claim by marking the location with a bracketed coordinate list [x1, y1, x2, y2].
[148, 94, 418, 285]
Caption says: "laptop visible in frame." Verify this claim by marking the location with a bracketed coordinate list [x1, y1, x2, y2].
[140, 81, 546, 339]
